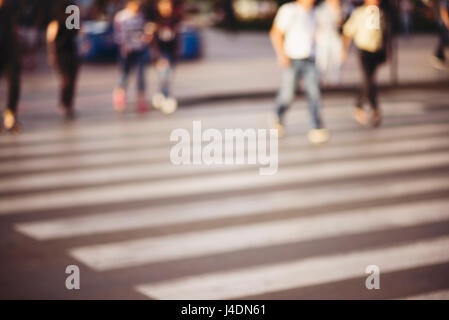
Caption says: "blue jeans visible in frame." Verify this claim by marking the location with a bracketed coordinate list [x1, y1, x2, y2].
[157, 52, 175, 97]
[276, 58, 324, 129]
[118, 49, 149, 94]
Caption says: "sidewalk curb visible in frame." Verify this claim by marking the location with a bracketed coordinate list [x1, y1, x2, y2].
[178, 80, 449, 107]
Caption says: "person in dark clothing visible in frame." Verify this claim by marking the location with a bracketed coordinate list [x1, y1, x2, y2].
[222, 0, 238, 32]
[151, 0, 181, 114]
[47, 0, 80, 120]
[432, 0, 449, 69]
[0, 0, 21, 132]
[18, 0, 41, 70]
[343, 0, 388, 127]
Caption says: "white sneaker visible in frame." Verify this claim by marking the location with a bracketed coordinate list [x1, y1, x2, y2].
[270, 115, 285, 138]
[161, 97, 178, 114]
[3, 110, 16, 131]
[431, 56, 449, 71]
[152, 93, 165, 110]
[353, 108, 368, 126]
[3, 110, 20, 133]
[308, 129, 329, 145]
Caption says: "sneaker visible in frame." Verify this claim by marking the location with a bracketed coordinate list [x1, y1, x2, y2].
[137, 99, 150, 114]
[308, 129, 329, 145]
[431, 56, 448, 71]
[272, 115, 285, 138]
[160, 97, 178, 115]
[4, 110, 16, 131]
[152, 93, 165, 110]
[371, 110, 382, 128]
[3, 110, 21, 133]
[113, 88, 126, 112]
[353, 108, 368, 126]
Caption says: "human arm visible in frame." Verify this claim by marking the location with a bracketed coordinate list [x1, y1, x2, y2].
[441, 2, 449, 30]
[341, 9, 357, 63]
[46, 20, 59, 66]
[270, 24, 290, 68]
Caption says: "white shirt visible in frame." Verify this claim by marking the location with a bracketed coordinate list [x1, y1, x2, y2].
[274, 2, 317, 60]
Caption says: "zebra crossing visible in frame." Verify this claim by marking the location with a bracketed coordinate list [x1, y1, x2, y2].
[1, 92, 449, 300]
[136, 236, 449, 300]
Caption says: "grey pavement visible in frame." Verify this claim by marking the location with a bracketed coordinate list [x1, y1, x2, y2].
[0, 86, 449, 299]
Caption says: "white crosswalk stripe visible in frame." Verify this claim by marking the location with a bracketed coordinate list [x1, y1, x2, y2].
[1, 120, 447, 174]
[2, 150, 449, 215]
[69, 199, 449, 271]
[401, 290, 449, 300]
[15, 176, 449, 240]
[135, 236, 449, 300]
[0, 106, 447, 161]
[2, 134, 449, 194]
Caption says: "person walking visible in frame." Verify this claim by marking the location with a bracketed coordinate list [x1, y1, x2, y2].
[0, 0, 21, 133]
[47, 0, 80, 120]
[270, 0, 329, 144]
[400, 0, 414, 36]
[432, 0, 449, 69]
[151, 0, 181, 115]
[343, 0, 388, 127]
[113, 0, 153, 113]
[316, 0, 344, 85]
[18, 0, 41, 71]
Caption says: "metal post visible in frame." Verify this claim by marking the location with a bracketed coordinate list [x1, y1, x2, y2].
[391, 0, 400, 86]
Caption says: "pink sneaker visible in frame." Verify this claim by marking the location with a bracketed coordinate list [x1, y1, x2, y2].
[137, 99, 150, 114]
[113, 88, 126, 112]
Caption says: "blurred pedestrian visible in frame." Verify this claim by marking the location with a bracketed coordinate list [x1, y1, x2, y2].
[432, 0, 449, 70]
[151, 0, 181, 115]
[343, 0, 388, 127]
[270, 0, 329, 145]
[0, 0, 21, 133]
[113, 0, 153, 113]
[400, 0, 414, 36]
[222, 0, 238, 32]
[341, 0, 356, 18]
[18, 0, 41, 71]
[47, 0, 80, 120]
[316, 0, 344, 84]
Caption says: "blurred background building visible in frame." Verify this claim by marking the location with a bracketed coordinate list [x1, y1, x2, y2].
[12, 0, 443, 64]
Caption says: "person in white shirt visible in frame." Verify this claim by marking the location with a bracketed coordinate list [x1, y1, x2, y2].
[270, 0, 329, 145]
[316, 0, 344, 84]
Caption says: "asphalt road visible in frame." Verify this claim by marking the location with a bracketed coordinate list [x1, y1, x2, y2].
[1, 88, 449, 300]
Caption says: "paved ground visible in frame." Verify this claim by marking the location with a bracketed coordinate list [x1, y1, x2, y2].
[2, 32, 448, 115]
[1, 86, 449, 300]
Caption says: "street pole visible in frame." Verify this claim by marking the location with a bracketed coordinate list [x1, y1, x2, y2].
[391, 0, 400, 86]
